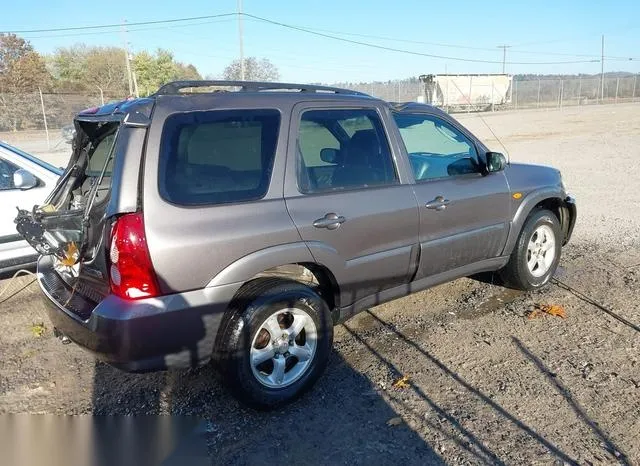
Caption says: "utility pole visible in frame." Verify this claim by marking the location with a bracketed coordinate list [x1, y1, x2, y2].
[238, 0, 245, 80]
[498, 45, 511, 74]
[122, 20, 134, 97]
[600, 35, 605, 103]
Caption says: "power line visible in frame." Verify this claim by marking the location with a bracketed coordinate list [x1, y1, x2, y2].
[3, 11, 636, 64]
[243, 13, 599, 65]
[497, 45, 511, 73]
[242, 17, 638, 60]
[0, 13, 236, 34]
[20, 18, 238, 39]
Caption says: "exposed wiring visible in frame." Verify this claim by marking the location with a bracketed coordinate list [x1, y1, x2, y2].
[552, 278, 640, 334]
[0, 269, 37, 304]
[446, 79, 512, 161]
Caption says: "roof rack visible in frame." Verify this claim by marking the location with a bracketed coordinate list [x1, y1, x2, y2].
[154, 80, 369, 96]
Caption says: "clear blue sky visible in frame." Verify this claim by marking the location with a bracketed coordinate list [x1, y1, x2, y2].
[4, 0, 639, 83]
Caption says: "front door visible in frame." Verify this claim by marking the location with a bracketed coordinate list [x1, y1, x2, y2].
[284, 105, 419, 307]
[392, 111, 511, 279]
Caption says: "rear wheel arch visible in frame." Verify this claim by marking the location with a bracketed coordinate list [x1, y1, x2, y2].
[212, 262, 340, 358]
[246, 262, 339, 314]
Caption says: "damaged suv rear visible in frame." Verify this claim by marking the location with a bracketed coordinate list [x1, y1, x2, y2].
[14, 98, 180, 368]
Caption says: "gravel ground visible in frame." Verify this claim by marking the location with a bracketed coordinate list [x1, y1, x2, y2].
[1, 103, 639, 465]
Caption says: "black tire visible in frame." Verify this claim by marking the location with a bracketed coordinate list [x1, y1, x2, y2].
[216, 278, 333, 410]
[500, 209, 562, 291]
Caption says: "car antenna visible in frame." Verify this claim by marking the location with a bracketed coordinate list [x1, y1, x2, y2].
[448, 79, 512, 163]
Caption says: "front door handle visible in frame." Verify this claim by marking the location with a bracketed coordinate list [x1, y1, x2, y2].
[425, 196, 450, 211]
[313, 213, 346, 230]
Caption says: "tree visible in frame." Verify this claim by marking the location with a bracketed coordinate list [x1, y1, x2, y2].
[52, 44, 128, 94]
[51, 45, 202, 97]
[223, 57, 280, 82]
[132, 49, 202, 96]
[0, 34, 32, 77]
[0, 34, 51, 130]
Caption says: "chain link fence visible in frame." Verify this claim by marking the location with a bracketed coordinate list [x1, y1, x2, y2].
[0, 91, 119, 152]
[337, 75, 639, 111]
[1, 76, 638, 153]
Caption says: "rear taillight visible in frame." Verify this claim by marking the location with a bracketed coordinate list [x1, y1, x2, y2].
[108, 213, 160, 300]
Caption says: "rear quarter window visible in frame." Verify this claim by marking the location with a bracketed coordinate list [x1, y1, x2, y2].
[159, 109, 281, 206]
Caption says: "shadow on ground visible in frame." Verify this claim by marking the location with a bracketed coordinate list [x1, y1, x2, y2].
[89, 308, 622, 465]
[92, 352, 443, 465]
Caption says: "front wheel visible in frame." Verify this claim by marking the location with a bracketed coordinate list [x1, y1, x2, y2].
[500, 209, 562, 290]
[217, 278, 333, 410]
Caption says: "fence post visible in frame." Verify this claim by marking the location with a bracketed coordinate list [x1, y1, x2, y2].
[634, 75, 637, 101]
[578, 76, 582, 105]
[38, 87, 50, 151]
[537, 79, 541, 108]
[467, 76, 472, 113]
[559, 79, 564, 109]
[515, 79, 518, 110]
[491, 78, 495, 112]
[615, 77, 619, 103]
[446, 77, 450, 113]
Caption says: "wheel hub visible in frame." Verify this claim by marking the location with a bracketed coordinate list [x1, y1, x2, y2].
[526, 224, 556, 278]
[249, 308, 318, 389]
[273, 337, 290, 354]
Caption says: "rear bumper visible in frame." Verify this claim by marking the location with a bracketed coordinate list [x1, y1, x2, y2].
[37, 256, 241, 372]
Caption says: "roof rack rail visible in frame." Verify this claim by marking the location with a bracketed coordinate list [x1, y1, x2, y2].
[154, 80, 369, 96]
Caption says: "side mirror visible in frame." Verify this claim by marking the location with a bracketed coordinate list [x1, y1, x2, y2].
[13, 169, 38, 190]
[486, 152, 507, 173]
[320, 148, 340, 164]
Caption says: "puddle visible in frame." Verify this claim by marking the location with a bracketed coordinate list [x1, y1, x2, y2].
[458, 288, 524, 320]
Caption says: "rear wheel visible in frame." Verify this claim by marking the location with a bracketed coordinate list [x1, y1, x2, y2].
[217, 278, 333, 410]
[500, 209, 562, 290]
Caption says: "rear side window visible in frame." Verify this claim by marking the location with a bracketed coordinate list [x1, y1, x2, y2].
[297, 109, 397, 193]
[159, 109, 280, 205]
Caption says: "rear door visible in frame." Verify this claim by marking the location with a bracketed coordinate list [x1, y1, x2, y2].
[392, 111, 511, 279]
[284, 104, 419, 306]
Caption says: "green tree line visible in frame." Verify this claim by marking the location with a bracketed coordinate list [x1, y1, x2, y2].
[0, 33, 281, 130]
[0, 33, 202, 97]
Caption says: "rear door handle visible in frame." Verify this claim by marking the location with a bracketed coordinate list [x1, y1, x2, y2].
[313, 213, 346, 230]
[425, 196, 450, 211]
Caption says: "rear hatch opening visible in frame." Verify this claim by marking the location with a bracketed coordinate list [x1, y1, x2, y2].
[15, 118, 120, 281]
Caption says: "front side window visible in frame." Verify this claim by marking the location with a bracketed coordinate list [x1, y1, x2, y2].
[159, 109, 280, 205]
[297, 109, 397, 193]
[0, 157, 19, 190]
[393, 113, 479, 182]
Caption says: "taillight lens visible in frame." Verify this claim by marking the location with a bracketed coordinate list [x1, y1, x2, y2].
[108, 213, 160, 300]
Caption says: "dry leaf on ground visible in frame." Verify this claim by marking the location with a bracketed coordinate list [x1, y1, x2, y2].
[392, 375, 410, 389]
[539, 304, 567, 318]
[528, 304, 567, 319]
[527, 309, 544, 319]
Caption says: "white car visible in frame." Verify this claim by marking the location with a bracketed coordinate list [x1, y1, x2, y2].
[0, 141, 62, 274]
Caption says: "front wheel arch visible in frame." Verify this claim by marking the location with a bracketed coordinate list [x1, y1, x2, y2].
[503, 191, 573, 256]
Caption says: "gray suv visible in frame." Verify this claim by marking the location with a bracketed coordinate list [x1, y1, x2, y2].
[15, 81, 576, 409]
